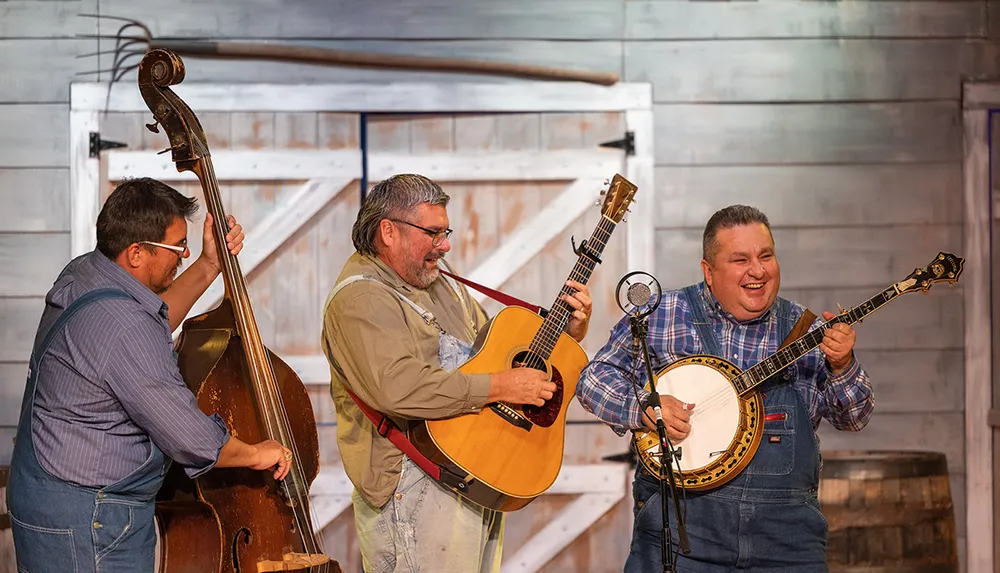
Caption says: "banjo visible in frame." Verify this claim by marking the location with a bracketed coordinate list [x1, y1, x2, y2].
[633, 251, 964, 491]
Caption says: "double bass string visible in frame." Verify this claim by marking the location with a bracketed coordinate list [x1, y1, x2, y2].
[201, 159, 324, 558]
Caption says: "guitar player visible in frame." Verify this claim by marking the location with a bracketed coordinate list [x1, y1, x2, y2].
[320, 174, 593, 573]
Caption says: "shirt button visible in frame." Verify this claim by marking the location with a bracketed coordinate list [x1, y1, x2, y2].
[93, 522, 102, 529]
[733, 354, 738, 358]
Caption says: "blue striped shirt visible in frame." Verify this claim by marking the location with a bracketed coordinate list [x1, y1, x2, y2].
[577, 282, 874, 436]
[28, 251, 229, 487]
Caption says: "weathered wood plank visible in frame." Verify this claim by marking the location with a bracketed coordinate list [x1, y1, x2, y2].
[627, 40, 998, 103]
[138, 40, 624, 87]
[0, 105, 69, 168]
[783, 287, 962, 352]
[816, 412, 965, 474]
[962, 108, 994, 572]
[73, 83, 652, 113]
[990, 1, 1000, 40]
[654, 225, 963, 290]
[964, 82, 1000, 110]
[0, 234, 69, 296]
[0, 40, 85, 103]
[860, 350, 964, 413]
[0, 1, 85, 38]
[0, 364, 27, 428]
[626, 1, 987, 40]
[0, 298, 43, 362]
[654, 102, 961, 165]
[0, 169, 69, 232]
[98, 0, 624, 39]
[655, 164, 963, 228]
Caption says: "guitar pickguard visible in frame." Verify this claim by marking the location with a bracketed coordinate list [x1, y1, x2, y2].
[523, 365, 563, 428]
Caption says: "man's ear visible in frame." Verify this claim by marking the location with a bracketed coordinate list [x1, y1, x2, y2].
[701, 259, 713, 289]
[124, 243, 145, 269]
[377, 219, 395, 249]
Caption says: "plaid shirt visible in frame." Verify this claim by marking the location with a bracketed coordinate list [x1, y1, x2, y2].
[577, 282, 874, 436]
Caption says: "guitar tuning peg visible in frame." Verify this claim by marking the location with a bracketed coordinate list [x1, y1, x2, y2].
[600, 189, 606, 196]
[594, 199, 602, 206]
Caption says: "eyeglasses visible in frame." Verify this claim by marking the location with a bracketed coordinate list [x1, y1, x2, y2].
[141, 240, 188, 256]
[390, 219, 453, 247]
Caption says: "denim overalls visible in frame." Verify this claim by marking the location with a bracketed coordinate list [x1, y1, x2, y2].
[7, 288, 171, 573]
[626, 286, 828, 573]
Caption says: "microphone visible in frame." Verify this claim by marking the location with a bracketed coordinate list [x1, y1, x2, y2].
[615, 270, 663, 350]
[616, 271, 662, 318]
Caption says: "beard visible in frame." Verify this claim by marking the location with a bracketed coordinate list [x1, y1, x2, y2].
[403, 249, 445, 288]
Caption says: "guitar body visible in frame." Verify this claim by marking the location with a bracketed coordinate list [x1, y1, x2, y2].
[411, 306, 588, 511]
[633, 355, 763, 491]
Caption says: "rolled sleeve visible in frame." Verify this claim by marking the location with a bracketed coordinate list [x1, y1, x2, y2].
[105, 316, 229, 474]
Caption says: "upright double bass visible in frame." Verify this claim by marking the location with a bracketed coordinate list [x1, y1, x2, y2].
[138, 49, 341, 573]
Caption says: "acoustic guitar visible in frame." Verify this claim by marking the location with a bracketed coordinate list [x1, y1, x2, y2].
[633, 251, 964, 491]
[409, 174, 638, 511]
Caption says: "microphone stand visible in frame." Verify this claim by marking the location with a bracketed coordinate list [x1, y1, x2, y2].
[630, 313, 690, 573]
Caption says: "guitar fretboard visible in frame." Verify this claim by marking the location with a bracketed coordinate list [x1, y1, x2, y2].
[733, 284, 901, 395]
[528, 217, 617, 361]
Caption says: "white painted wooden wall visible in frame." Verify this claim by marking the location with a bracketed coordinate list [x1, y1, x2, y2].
[2, 1, 999, 571]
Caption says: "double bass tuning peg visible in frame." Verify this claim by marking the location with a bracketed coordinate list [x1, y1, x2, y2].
[145, 119, 160, 134]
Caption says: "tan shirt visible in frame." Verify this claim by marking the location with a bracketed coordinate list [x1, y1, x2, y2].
[321, 253, 492, 507]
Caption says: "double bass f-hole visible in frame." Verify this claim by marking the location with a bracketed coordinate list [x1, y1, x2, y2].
[231, 528, 251, 573]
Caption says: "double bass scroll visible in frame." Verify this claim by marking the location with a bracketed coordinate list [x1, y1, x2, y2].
[138, 49, 341, 573]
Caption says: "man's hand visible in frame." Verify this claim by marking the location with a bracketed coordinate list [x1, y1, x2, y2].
[819, 311, 857, 375]
[249, 439, 293, 481]
[488, 367, 556, 407]
[642, 394, 696, 442]
[562, 280, 593, 342]
[199, 213, 244, 274]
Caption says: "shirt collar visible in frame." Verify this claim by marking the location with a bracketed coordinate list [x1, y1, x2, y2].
[89, 250, 170, 319]
[698, 281, 774, 326]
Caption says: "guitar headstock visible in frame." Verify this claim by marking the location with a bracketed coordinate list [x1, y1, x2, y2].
[600, 174, 638, 223]
[896, 252, 964, 294]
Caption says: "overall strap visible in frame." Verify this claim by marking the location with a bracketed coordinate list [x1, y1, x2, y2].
[682, 284, 723, 358]
[31, 288, 132, 369]
[23, 288, 131, 422]
[325, 275, 443, 334]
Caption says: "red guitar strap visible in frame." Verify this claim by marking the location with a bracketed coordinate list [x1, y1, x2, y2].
[341, 384, 473, 494]
[440, 270, 547, 316]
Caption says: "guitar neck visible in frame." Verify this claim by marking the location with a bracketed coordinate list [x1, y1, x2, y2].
[733, 284, 903, 395]
[529, 216, 617, 359]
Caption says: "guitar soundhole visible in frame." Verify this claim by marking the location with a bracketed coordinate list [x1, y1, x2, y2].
[516, 350, 562, 428]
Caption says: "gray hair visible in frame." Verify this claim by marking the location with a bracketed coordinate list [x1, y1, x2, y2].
[352, 174, 450, 256]
[702, 205, 772, 263]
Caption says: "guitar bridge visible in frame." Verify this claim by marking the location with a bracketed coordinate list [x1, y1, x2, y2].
[489, 403, 533, 432]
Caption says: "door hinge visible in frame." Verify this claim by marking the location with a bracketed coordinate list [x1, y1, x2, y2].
[599, 131, 634, 156]
[89, 132, 128, 158]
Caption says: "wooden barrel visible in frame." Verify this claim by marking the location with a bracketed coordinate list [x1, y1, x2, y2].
[819, 450, 957, 573]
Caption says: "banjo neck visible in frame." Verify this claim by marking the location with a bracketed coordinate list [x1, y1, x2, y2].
[733, 283, 903, 396]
